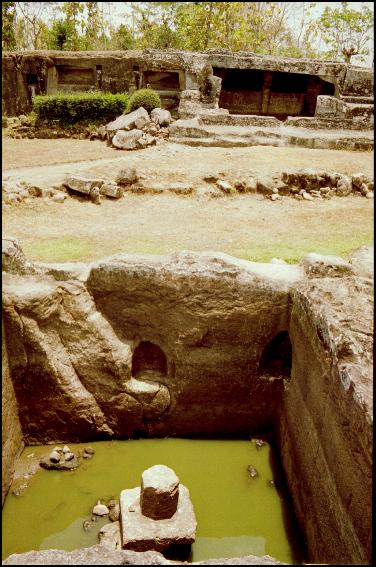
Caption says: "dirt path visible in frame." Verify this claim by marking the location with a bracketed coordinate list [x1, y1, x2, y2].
[3, 138, 373, 187]
[3, 136, 373, 265]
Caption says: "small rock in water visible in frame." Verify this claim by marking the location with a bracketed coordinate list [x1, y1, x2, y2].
[268, 480, 275, 487]
[107, 499, 117, 509]
[62, 445, 70, 454]
[84, 446, 95, 455]
[109, 504, 120, 522]
[93, 500, 109, 516]
[255, 439, 267, 450]
[53, 447, 63, 453]
[247, 465, 259, 479]
[83, 520, 94, 532]
[49, 450, 61, 463]
[64, 452, 75, 461]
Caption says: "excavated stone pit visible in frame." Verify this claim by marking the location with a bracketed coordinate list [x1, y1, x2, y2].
[2, 242, 373, 565]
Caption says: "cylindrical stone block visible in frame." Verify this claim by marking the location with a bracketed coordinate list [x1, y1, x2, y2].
[140, 465, 179, 520]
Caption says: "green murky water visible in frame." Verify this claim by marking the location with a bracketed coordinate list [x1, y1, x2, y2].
[2, 439, 305, 563]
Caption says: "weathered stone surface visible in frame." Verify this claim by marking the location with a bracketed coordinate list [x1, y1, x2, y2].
[49, 450, 61, 463]
[336, 175, 352, 197]
[151, 108, 172, 126]
[2, 321, 24, 504]
[120, 484, 196, 552]
[40, 453, 80, 470]
[2, 237, 37, 275]
[115, 167, 138, 186]
[300, 253, 355, 278]
[93, 501, 110, 516]
[2, 546, 285, 565]
[216, 179, 233, 194]
[277, 265, 373, 564]
[169, 117, 209, 138]
[112, 129, 143, 150]
[349, 246, 374, 279]
[64, 175, 105, 195]
[109, 503, 120, 522]
[107, 108, 150, 134]
[99, 183, 123, 199]
[99, 521, 121, 549]
[2, 241, 373, 565]
[2, 547, 172, 565]
[140, 465, 179, 520]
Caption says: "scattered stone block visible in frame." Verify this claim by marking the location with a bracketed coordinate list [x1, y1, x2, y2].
[115, 167, 138, 186]
[336, 175, 352, 197]
[64, 175, 104, 195]
[106, 108, 150, 135]
[99, 521, 121, 549]
[100, 183, 123, 199]
[112, 129, 143, 150]
[151, 108, 172, 126]
[93, 501, 110, 516]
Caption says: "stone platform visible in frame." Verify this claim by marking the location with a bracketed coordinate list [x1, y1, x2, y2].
[120, 484, 197, 552]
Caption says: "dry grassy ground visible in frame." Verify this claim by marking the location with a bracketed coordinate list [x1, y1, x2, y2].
[2, 137, 374, 264]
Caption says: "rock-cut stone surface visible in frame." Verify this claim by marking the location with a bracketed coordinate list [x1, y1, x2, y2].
[2, 546, 285, 564]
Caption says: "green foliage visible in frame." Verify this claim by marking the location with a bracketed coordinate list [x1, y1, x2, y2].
[47, 18, 77, 50]
[318, 2, 374, 63]
[2, 2, 16, 50]
[33, 92, 129, 125]
[127, 89, 161, 114]
[113, 23, 134, 50]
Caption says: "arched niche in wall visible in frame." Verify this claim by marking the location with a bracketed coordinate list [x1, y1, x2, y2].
[132, 341, 167, 378]
[259, 331, 292, 379]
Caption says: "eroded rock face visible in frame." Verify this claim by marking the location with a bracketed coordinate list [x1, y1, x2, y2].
[2, 546, 285, 565]
[3, 250, 301, 442]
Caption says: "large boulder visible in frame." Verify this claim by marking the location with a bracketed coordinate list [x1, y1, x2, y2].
[151, 108, 172, 126]
[112, 129, 143, 150]
[107, 108, 150, 135]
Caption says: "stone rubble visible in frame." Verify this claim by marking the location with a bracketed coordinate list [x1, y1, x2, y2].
[3, 167, 373, 207]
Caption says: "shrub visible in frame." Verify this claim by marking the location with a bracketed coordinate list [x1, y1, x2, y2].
[33, 92, 129, 125]
[127, 88, 161, 114]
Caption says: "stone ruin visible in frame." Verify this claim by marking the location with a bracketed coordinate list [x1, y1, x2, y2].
[120, 464, 196, 553]
[2, 49, 373, 150]
[2, 238, 373, 565]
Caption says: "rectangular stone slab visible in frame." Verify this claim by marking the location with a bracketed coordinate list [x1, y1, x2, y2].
[120, 484, 197, 552]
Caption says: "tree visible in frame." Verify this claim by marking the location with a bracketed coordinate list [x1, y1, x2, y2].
[47, 18, 76, 50]
[2, 2, 17, 50]
[318, 2, 374, 64]
[112, 23, 134, 50]
[15, 2, 52, 49]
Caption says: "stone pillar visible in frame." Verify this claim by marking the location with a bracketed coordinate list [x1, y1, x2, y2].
[261, 71, 273, 115]
[140, 465, 179, 520]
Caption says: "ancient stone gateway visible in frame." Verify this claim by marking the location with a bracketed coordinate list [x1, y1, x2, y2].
[2, 244, 373, 565]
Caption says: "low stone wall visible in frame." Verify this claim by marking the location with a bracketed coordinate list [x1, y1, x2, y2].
[2, 320, 24, 504]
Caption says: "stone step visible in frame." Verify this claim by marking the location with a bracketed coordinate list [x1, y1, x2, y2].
[341, 95, 374, 104]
